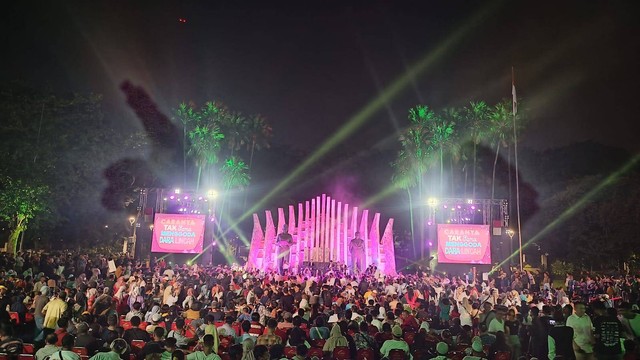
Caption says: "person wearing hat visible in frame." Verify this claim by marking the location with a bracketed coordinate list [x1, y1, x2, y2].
[88, 338, 129, 360]
[379, 325, 411, 360]
[463, 337, 487, 359]
[322, 324, 348, 355]
[431, 342, 449, 360]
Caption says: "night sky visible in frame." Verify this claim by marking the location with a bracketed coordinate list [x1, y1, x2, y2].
[3, 1, 639, 154]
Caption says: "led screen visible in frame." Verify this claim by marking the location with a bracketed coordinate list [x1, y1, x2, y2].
[151, 213, 205, 253]
[437, 224, 491, 264]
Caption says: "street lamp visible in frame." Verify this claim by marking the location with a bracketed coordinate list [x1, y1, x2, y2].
[505, 229, 522, 271]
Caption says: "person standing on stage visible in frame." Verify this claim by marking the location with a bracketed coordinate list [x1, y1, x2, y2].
[350, 232, 366, 274]
[276, 224, 294, 275]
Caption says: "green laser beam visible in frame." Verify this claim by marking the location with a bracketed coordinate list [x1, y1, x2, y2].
[496, 153, 640, 269]
[222, 4, 501, 239]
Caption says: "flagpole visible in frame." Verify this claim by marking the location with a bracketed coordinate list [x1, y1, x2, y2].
[512, 66, 524, 271]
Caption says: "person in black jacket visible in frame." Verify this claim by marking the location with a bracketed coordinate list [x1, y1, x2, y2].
[548, 309, 575, 360]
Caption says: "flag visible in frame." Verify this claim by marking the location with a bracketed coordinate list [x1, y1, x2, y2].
[512, 67, 518, 116]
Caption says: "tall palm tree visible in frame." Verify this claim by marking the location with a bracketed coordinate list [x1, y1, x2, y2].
[219, 112, 248, 158]
[488, 100, 513, 203]
[220, 156, 251, 190]
[391, 150, 420, 256]
[243, 114, 273, 171]
[401, 105, 436, 258]
[462, 101, 490, 199]
[218, 156, 251, 232]
[188, 101, 226, 191]
[429, 109, 456, 196]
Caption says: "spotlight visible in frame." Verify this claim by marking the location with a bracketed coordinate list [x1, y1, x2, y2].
[174, 188, 181, 194]
[466, 199, 473, 204]
[184, 196, 189, 200]
[169, 195, 175, 200]
[207, 189, 219, 199]
[427, 197, 439, 207]
[428, 241, 433, 246]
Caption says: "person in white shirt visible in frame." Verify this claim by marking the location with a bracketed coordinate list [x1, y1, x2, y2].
[488, 306, 507, 334]
[566, 302, 595, 360]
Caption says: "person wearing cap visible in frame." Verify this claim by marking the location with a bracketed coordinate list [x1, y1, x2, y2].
[89, 339, 129, 360]
[431, 342, 449, 360]
[462, 337, 487, 360]
[379, 325, 411, 360]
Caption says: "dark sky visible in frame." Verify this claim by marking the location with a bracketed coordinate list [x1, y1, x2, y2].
[3, 1, 639, 153]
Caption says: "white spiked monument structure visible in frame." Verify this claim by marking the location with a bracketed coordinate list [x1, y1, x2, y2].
[246, 193, 396, 275]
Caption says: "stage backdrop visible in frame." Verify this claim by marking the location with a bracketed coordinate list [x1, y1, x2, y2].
[151, 214, 205, 253]
[437, 224, 491, 264]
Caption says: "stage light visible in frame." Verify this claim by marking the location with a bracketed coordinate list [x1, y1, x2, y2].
[174, 188, 181, 194]
[471, 205, 476, 210]
[207, 189, 219, 199]
[163, 197, 167, 201]
[466, 199, 473, 204]
[212, 241, 217, 246]
[128, 217, 135, 226]
[428, 241, 433, 246]
[169, 195, 175, 200]
[427, 197, 439, 207]
[198, 197, 203, 200]
[104, 225, 109, 228]
[184, 196, 189, 200]
[457, 205, 462, 209]
[149, 224, 154, 230]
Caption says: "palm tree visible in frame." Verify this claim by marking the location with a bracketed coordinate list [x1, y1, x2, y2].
[188, 101, 226, 191]
[397, 105, 436, 258]
[462, 101, 490, 199]
[439, 107, 461, 195]
[429, 109, 456, 196]
[488, 100, 513, 203]
[243, 114, 273, 171]
[391, 150, 420, 256]
[218, 156, 251, 233]
[220, 156, 251, 190]
[219, 112, 248, 158]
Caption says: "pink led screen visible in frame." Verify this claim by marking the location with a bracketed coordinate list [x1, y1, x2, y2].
[152, 214, 205, 253]
[437, 224, 491, 264]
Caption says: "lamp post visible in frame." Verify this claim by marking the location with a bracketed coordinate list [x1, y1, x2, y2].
[506, 229, 521, 270]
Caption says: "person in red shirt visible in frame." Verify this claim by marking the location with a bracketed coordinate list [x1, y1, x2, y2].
[54, 318, 69, 346]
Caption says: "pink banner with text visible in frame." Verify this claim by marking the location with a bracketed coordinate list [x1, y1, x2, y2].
[152, 214, 205, 253]
[437, 224, 491, 264]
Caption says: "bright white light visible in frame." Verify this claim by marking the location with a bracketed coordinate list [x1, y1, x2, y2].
[174, 188, 181, 194]
[207, 189, 219, 199]
[427, 197, 439, 207]
[466, 199, 473, 204]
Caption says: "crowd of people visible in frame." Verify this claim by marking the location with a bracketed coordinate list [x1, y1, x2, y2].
[0, 251, 639, 360]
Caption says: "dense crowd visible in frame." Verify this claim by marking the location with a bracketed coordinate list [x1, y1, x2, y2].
[0, 251, 640, 360]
